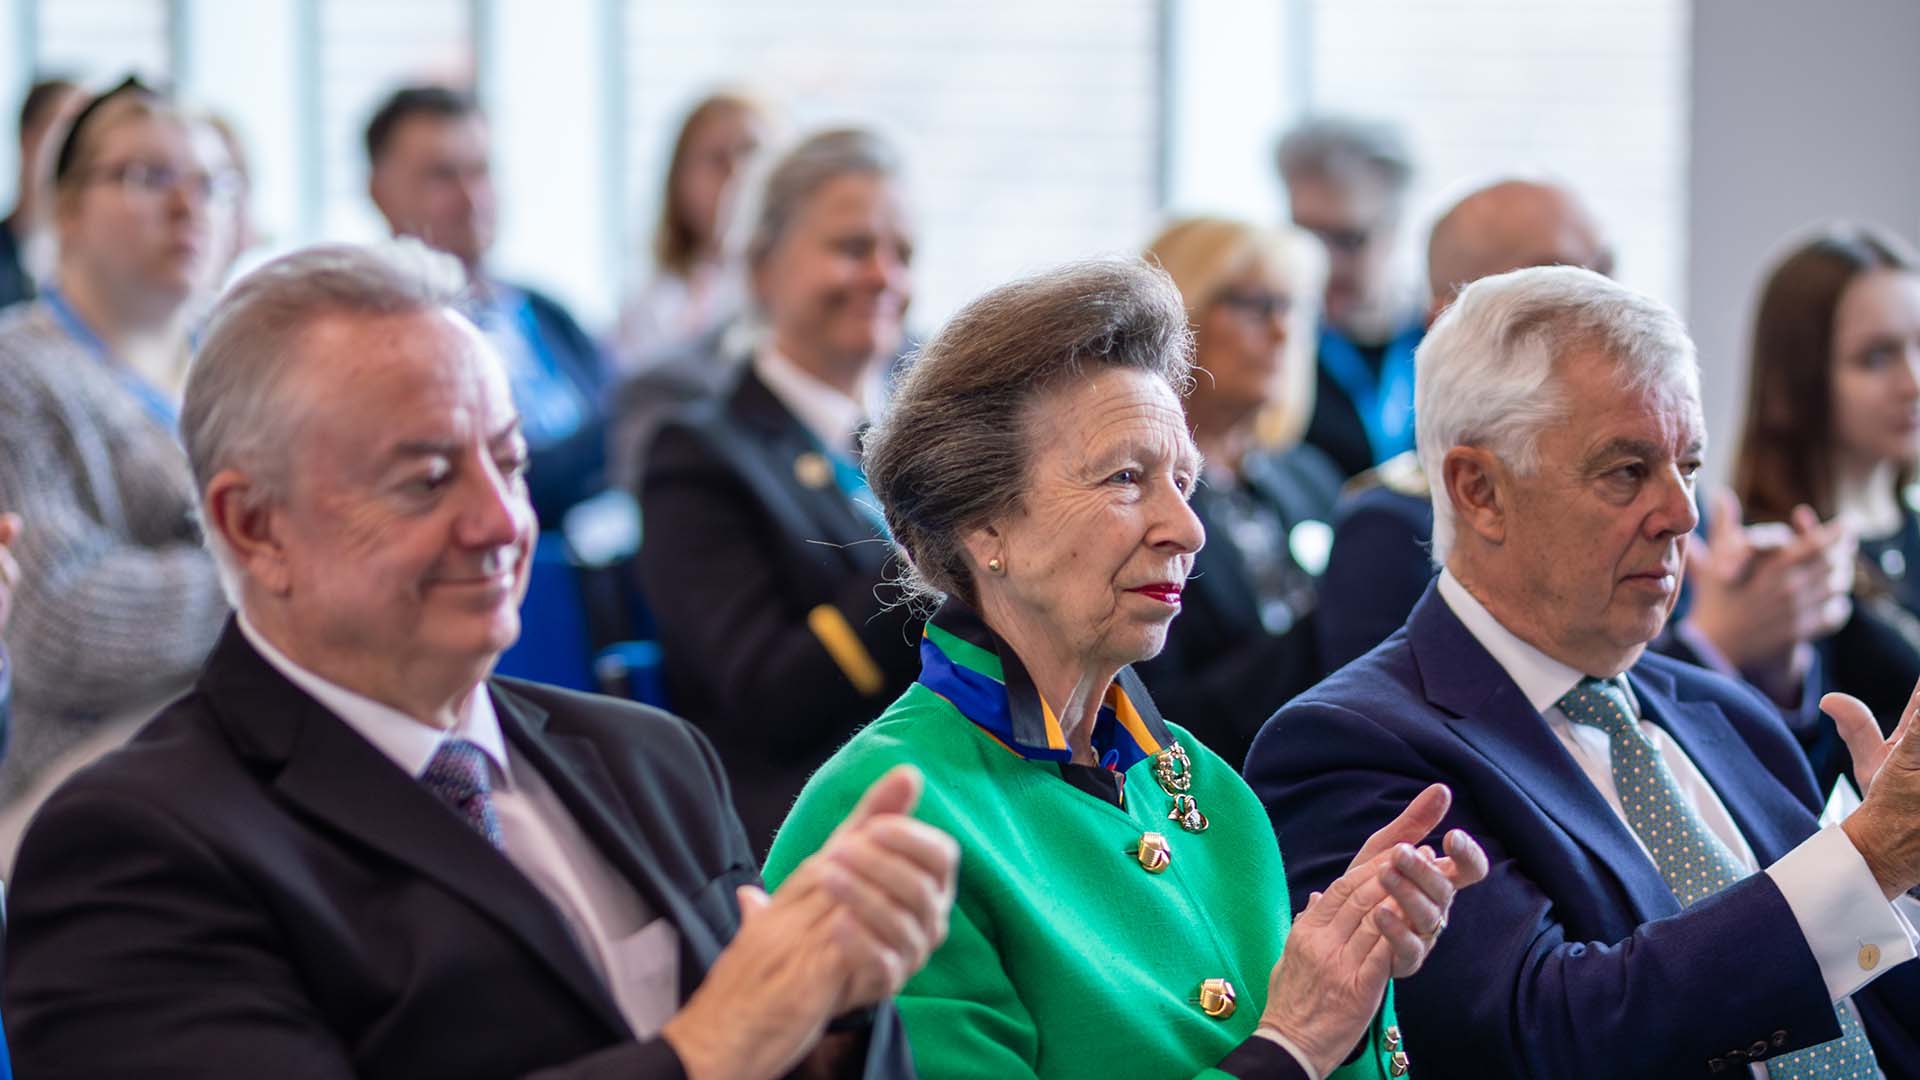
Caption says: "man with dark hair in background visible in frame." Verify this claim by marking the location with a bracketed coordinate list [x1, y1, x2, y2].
[365, 84, 612, 527]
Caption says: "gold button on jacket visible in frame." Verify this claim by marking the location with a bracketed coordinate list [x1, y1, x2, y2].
[1134, 832, 1171, 874]
[1196, 978, 1236, 1019]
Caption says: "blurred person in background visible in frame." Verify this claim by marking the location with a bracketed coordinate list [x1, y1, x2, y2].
[0, 77, 84, 310]
[1733, 223, 1920, 789]
[203, 112, 262, 283]
[367, 84, 611, 527]
[1278, 115, 1426, 480]
[1133, 217, 1341, 768]
[611, 89, 767, 373]
[638, 128, 920, 856]
[609, 90, 770, 490]
[0, 77, 234, 866]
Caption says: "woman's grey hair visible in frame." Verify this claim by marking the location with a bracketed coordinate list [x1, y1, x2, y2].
[181, 240, 468, 601]
[864, 257, 1193, 608]
[1416, 264, 1698, 563]
[740, 127, 901, 268]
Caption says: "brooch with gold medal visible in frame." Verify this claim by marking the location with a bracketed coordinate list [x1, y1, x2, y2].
[1153, 741, 1208, 832]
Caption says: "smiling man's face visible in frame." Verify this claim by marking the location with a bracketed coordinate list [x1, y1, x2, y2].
[267, 307, 535, 698]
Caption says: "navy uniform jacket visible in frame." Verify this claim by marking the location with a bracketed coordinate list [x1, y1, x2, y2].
[2, 621, 912, 1079]
[1246, 584, 1920, 1079]
[637, 368, 921, 856]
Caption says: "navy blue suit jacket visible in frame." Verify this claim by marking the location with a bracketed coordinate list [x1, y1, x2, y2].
[1246, 583, 1920, 1079]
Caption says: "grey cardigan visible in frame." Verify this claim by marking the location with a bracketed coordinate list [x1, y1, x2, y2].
[0, 301, 226, 805]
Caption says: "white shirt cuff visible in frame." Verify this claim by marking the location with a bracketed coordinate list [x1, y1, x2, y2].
[1765, 824, 1920, 1002]
[1252, 1027, 1323, 1080]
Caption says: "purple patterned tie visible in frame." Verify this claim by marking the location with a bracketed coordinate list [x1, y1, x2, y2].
[420, 738, 504, 849]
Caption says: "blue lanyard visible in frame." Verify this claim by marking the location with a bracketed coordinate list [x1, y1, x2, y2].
[816, 436, 891, 540]
[1318, 318, 1423, 466]
[473, 287, 589, 446]
[40, 286, 180, 434]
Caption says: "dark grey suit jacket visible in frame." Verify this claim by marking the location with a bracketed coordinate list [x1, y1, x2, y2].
[2, 622, 911, 1080]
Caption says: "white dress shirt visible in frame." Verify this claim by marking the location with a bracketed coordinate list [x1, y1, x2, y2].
[1438, 570, 1917, 1078]
[753, 346, 881, 457]
[238, 614, 681, 1038]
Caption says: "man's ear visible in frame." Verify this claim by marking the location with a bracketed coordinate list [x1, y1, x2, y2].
[1442, 445, 1510, 547]
[203, 469, 290, 595]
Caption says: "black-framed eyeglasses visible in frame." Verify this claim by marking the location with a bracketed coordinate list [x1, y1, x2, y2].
[85, 160, 243, 205]
[1214, 289, 1294, 322]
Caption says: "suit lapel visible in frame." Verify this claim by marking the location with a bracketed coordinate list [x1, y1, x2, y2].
[1629, 665, 1817, 865]
[492, 688, 731, 995]
[199, 626, 631, 1039]
[1407, 588, 1683, 923]
[729, 368, 888, 569]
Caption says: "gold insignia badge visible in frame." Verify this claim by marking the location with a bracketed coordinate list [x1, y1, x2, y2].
[793, 451, 833, 489]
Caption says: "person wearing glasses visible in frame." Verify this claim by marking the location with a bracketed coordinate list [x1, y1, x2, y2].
[1277, 116, 1426, 480]
[1132, 217, 1342, 767]
[0, 77, 234, 867]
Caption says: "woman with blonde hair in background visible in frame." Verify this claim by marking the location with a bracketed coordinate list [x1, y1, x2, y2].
[1135, 217, 1341, 766]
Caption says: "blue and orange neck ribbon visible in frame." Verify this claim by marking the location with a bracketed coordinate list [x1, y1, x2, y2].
[916, 599, 1174, 774]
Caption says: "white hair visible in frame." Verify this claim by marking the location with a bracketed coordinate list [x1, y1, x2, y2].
[1416, 265, 1699, 563]
[181, 240, 469, 604]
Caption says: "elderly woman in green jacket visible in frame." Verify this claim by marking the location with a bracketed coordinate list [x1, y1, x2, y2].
[765, 258, 1487, 1079]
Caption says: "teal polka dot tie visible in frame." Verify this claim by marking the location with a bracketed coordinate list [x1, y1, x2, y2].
[1556, 677, 1881, 1079]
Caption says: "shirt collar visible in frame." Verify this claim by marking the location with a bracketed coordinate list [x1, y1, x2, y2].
[916, 598, 1175, 772]
[753, 346, 869, 456]
[1435, 568, 1595, 715]
[236, 611, 512, 785]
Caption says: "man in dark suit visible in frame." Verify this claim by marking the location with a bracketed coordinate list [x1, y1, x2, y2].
[3, 243, 956, 1079]
[1247, 265, 1920, 1078]
[1315, 178, 1854, 701]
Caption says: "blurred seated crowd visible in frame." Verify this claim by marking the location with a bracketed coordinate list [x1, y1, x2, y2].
[0, 70, 1915, 1080]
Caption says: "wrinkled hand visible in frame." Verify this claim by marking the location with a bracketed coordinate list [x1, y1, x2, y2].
[1685, 493, 1853, 678]
[806, 765, 959, 1012]
[0, 513, 20, 634]
[661, 767, 957, 1080]
[1826, 681, 1920, 899]
[1259, 785, 1488, 1075]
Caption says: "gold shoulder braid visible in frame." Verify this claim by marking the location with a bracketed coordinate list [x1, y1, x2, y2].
[1153, 742, 1209, 833]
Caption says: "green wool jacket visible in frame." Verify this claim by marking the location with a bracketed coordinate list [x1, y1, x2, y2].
[764, 680, 1404, 1079]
